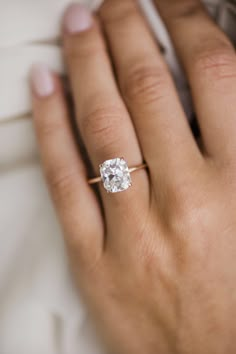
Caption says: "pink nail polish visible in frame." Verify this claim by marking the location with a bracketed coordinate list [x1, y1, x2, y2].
[31, 64, 54, 97]
[63, 3, 93, 34]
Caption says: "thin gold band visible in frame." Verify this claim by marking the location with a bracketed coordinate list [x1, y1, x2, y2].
[88, 163, 147, 185]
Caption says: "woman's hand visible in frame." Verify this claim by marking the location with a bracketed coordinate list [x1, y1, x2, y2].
[31, 1, 236, 353]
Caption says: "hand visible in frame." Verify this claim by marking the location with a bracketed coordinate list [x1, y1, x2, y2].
[31, 1, 236, 353]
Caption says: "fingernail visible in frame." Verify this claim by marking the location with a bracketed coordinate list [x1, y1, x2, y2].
[63, 3, 93, 34]
[31, 63, 54, 97]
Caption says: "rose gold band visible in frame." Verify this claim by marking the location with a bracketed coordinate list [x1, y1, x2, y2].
[88, 163, 147, 185]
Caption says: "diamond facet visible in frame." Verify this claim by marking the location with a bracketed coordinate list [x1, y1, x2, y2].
[100, 158, 132, 193]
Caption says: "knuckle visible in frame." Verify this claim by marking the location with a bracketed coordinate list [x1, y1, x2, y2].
[193, 40, 236, 81]
[168, 194, 216, 268]
[67, 43, 105, 62]
[122, 64, 168, 104]
[166, 0, 202, 20]
[100, 0, 137, 24]
[81, 106, 125, 150]
[166, 181, 209, 233]
[47, 167, 78, 202]
[65, 33, 105, 62]
[170, 200, 205, 233]
[37, 117, 64, 140]
[168, 204, 207, 241]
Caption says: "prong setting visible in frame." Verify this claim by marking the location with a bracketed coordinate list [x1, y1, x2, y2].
[99, 158, 132, 193]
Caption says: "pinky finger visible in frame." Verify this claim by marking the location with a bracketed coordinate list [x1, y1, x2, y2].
[31, 64, 104, 268]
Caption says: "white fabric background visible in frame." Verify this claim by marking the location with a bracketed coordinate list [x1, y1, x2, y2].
[0, 0, 234, 353]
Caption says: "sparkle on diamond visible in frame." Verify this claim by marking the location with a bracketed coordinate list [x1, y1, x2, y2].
[100, 158, 132, 193]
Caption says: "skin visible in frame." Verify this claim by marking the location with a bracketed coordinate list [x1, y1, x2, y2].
[32, 0, 236, 353]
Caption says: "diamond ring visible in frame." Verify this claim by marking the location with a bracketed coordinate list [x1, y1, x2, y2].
[88, 158, 147, 193]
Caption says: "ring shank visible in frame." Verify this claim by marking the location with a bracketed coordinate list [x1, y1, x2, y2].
[88, 163, 147, 185]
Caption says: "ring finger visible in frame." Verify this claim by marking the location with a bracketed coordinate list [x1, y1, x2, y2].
[63, 4, 149, 236]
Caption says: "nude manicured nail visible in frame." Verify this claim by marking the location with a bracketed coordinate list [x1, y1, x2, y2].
[31, 64, 54, 97]
[64, 3, 93, 34]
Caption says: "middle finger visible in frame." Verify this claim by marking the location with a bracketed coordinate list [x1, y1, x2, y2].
[99, 0, 202, 188]
[154, 0, 236, 162]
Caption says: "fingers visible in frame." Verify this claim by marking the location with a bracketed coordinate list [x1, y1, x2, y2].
[154, 0, 236, 163]
[62, 4, 149, 227]
[31, 64, 104, 267]
[98, 0, 202, 187]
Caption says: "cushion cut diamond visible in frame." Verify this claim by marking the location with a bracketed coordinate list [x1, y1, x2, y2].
[100, 158, 132, 193]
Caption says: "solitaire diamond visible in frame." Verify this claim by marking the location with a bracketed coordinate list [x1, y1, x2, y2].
[100, 158, 132, 193]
